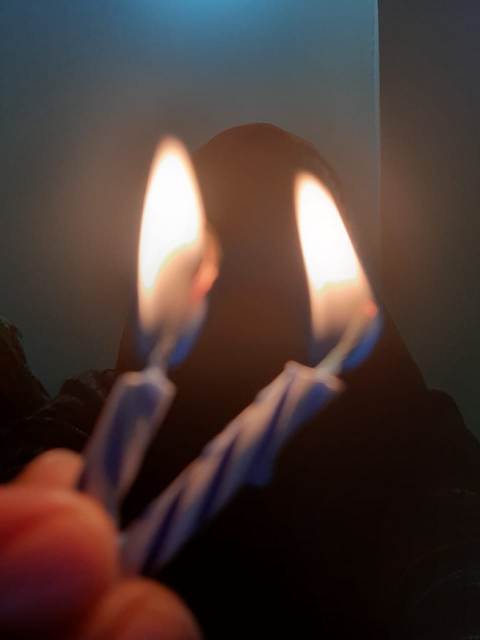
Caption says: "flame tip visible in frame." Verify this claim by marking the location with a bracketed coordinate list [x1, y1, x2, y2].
[295, 167, 372, 340]
[137, 135, 205, 332]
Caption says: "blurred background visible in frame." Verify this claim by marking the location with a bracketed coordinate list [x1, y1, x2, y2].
[0, 0, 379, 397]
[1, 2, 478, 436]
[379, 0, 480, 435]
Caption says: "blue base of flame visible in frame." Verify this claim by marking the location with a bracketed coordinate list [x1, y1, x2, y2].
[341, 309, 383, 373]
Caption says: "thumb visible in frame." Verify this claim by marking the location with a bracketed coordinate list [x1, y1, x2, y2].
[0, 474, 118, 635]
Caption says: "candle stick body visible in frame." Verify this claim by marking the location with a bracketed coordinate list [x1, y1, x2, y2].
[121, 362, 342, 574]
[78, 366, 175, 519]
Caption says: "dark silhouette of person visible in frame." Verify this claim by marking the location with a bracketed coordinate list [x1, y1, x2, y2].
[119, 124, 480, 638]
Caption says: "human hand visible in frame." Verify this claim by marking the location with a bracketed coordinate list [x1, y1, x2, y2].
[0, 449, 201, 639]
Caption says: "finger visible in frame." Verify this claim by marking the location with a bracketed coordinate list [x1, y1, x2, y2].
[0, 486, 118, 636]
[15, 449, 84, 488]
[76, 578, 202, 640]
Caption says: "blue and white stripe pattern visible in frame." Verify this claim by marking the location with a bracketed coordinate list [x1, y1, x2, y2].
[120, 362, 343, 574]
[77, 366, 175, 521]
[121, 308, 383, 574]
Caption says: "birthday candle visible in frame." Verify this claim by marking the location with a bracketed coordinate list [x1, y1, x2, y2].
[121, 172, 382, 574]
[78, 138, 217, 520]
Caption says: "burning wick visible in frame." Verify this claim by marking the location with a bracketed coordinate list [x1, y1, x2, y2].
[120, 172, 382, 575]
[77, 138, 217, 520]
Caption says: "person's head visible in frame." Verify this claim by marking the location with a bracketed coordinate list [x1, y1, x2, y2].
[177, 123, 346, 405]
[119, 123, 346, 410]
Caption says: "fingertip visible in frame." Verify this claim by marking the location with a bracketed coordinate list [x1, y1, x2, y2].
[15, 448, 84, 488]
[78, 578, 202, 640]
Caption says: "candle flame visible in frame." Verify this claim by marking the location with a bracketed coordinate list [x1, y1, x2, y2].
[295, 172, 372, 342]
[138, 138, 205, 333]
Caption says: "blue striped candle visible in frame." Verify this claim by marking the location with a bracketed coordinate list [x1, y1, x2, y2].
[77, 367, 175, 518]
[78, 137, 211, 521]
[120, 170, 381, 574]
[121, 308, 382, 574]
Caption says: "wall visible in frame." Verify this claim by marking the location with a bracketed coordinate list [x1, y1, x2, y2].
[379, 1, 480, 433]
[0, 0, 379, 393]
